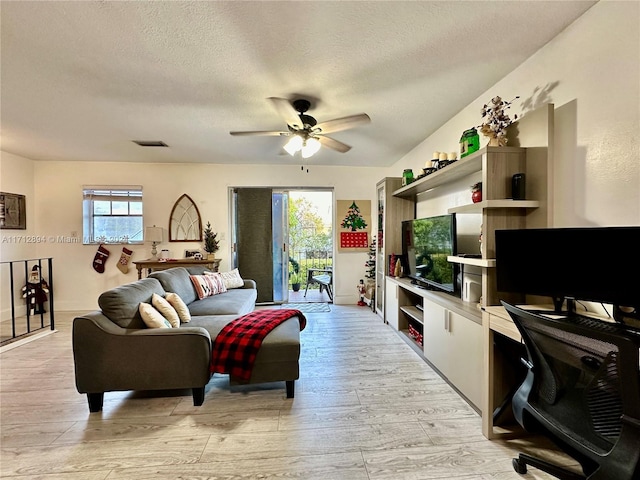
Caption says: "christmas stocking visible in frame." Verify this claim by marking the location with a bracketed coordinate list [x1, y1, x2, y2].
[92, 244, 110, 273]
[117, 247, 133, 274]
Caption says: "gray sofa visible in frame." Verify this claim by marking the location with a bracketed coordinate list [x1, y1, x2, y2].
[73, 267, 303, 412]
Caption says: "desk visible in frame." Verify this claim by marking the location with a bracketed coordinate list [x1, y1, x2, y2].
[133, 258, 221, 279]
[482, 305, 522, 439]
[482, 304, 614, 439]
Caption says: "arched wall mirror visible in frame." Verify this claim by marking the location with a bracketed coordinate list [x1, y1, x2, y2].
[169, 194, 203, 242]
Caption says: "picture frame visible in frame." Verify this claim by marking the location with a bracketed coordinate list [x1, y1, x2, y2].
[0, 192, 26, 230]
[184, 249, 203, 259]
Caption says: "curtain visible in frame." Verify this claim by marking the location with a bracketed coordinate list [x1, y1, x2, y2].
[235, 188, 274, 303]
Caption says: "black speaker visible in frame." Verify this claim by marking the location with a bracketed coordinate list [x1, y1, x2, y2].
[512, 173, 526, 200]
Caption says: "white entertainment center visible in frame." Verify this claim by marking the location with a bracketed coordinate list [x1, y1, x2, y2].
[375, 104, 553, 420]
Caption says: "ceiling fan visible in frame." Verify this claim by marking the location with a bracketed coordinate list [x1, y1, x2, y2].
[230, 97, 371, 158]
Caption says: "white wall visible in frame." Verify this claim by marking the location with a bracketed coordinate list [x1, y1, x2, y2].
[389, 1, 640, 227]
[0, 152, 38, 318]
[18, 161, 380, 311]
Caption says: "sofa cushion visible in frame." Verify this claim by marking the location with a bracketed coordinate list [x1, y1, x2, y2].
[184, 314, 238, 339]
[216, 268, 245, 289]
[151, 293, 180, 328]
[139, 302, 173, 328]
[149, 268, 197, 304]
[190, 273, 227, 299]
[98, 278, 166, 329]
[187, 288, 257, 317]
[164, 292, 191, 323]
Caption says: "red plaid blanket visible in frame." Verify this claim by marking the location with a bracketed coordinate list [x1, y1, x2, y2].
[210, 309, 306, 381]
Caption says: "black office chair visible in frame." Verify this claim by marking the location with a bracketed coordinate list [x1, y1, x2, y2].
[502, 301, 640, 480]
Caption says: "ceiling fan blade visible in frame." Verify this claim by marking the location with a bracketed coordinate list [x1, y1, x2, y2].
[268, 97, 303, 129]
[314, 113, 370, 134]
[230, 130, 288, 136]
[318, 135, 351, 153]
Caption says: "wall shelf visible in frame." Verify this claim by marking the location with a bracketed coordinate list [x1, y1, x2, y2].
[393, 146, 525, 200]
[448, 199, 540, 214]
[448, 256, 496, 268]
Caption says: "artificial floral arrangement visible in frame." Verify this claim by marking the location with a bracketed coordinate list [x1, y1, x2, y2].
[479, 95, 519, 146]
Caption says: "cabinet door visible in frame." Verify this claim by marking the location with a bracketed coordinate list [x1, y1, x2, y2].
[446, 310, 483, 408]
[385, 278, 399, 329]
[421, 298, 449, 375]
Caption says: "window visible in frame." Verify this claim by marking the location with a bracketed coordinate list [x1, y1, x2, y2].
[82, 186, 143, 244]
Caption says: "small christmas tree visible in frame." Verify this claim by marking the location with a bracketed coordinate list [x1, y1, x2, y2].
[363, 235, 376, 310]
[203, 222, 220, 257]
[365, 236, 376, 280]
[341, 201, 368, 231]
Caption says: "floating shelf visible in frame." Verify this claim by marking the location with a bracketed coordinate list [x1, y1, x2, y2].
[448, 199, 540, 214]
[393, 146, 525, 199]
[448, 256, 496, 268]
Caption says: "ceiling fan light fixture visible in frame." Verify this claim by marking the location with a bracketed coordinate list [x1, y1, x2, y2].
[284, 134, 303, 156]
[301, 137, 321, 158]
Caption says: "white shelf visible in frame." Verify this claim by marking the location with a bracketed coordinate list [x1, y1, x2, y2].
[448, 256, 496, 268]
[448, 199, 540, 214]
[400, 305, 424, 325]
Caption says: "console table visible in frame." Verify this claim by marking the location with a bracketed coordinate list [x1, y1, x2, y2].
[133, 258, 221, 279]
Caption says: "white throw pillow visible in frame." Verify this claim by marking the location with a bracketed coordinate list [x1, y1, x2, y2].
[190, 273, 227, 300]
[151, 293, 180, 328]
[217, 268, 245, 289]
[139, 302, 172, 328]
[164, 292, 191, 323]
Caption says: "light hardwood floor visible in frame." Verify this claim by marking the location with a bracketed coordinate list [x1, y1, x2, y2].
[0, 306, 575, 479]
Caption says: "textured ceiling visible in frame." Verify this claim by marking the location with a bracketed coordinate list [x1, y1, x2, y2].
[0, 1, 595, 167]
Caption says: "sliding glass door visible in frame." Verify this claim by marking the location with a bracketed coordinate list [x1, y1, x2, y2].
[231, 187, 333, 304]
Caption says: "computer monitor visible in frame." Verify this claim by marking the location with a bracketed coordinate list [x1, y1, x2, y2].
[495, 226, 640, 315]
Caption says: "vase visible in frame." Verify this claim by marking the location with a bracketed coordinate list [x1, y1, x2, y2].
[487, 135, 501, 147]
[207, 253, 216, 261]
[472, 190, 482, 203]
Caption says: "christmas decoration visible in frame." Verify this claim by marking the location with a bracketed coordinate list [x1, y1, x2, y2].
[363, 235, 377, 310]
[93, 244, 110, 273]
[21, 265, 50, 315]
[117, 247, 133, 274]
[357, 279, 367, 306]
[203, 222, 220, 259]
[338, 199, 371, 252]
[394, 258, 402, 277]
[365, 236, 376, 280]
[341, 201, 368, 231]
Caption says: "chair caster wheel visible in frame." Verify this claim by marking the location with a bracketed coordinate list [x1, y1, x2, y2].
[512, 457, 527, 474]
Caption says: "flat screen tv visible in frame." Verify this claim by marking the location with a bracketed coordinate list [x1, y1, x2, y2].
[402, 214, 457, 293]
[495, 227, 640, 314]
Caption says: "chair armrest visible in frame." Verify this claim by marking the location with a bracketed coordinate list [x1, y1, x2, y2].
[73, 311, 212, 394]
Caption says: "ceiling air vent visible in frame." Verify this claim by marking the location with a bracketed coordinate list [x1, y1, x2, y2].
[132, 140, 169, 147]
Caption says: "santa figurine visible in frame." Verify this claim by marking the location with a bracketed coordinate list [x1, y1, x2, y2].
[21, 265, 50, 315]
[357, 279, 367, 306]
